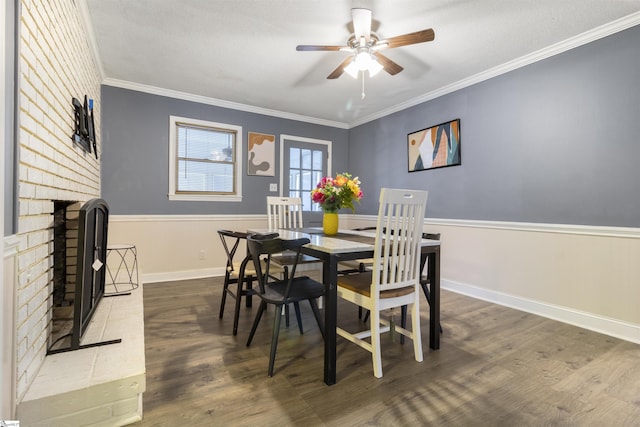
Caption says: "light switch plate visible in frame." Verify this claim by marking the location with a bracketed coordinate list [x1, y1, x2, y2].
[269, 183, 278, 192]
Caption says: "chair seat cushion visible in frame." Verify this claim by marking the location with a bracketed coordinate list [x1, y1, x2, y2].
[337, 271, 415, 299]
[259, 276, 326, 304]
[229, 258, 284, 277]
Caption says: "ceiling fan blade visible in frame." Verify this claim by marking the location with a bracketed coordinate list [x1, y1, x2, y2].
[382, 29, 435, 49]
[327, 56, 354, 79]
[352, 8, 372, 41]
[296, 45, 344, 51]
[375, 52, 404, 75]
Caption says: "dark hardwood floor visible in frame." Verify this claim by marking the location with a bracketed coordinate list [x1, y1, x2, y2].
[131, 276, 640, 426]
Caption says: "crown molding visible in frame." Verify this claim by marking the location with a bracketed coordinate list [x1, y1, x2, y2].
[349, 12, 640, 128]
[101, 78, 349, 129]
[77, 0, 105, 81]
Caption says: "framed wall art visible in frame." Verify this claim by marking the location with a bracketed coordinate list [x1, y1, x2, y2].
[408, 119, 461, 172]
[247, 132, 275, 176]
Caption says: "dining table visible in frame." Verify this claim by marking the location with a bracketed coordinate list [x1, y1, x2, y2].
[249, 227, 441, 385]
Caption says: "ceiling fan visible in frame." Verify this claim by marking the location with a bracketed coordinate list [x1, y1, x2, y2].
[296, 8, 435, 79]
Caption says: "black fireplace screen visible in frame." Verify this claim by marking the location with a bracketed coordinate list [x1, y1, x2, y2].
[48, 198, 121, 354]
[71, 198, 109, 349]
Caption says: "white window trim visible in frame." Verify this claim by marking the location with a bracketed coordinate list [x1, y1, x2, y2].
[279, 134, 332, 197]
[168, 115, 243, 202]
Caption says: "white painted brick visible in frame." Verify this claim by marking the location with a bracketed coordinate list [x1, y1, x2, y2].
[20, 81, 37, 106]
[29, 65, 44, 95]
[27, 168, 44, 185]
[20, 44, 37, 71]
[27, 316, 47, 350]
[17, 249, 37, 273]
[20, 112, 37, 135]
[17, 303, 29, 329]
[19, 182, 37, 200]
[34, 184, 54, 200]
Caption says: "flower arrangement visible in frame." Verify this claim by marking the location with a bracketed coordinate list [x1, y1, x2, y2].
[311, 172, 363, 213]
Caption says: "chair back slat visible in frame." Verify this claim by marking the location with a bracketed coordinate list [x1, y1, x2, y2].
[373, 188, 428, 293]
[217, 229, 248, 273]
[267, 197, 304, 230]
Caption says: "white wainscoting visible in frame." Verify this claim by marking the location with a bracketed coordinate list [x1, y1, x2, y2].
[3, 235, 19, 419]
[109, 214, 640, 344]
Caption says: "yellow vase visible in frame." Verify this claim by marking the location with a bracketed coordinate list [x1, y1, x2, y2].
[323, 212, 339, 236]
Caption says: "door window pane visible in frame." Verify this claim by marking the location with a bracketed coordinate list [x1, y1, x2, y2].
[289, 147, 324, 212]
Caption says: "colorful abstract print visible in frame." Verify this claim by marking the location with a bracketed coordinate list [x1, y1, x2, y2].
[408, 119, 460, 172]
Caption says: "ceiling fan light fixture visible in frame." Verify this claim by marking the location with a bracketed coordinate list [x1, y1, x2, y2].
[368, 59, 383, 77]
[344, 60, 359, 79]
[355, 50, 373, 70]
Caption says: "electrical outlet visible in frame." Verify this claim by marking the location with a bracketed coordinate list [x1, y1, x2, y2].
[269, 183, 278, 192]
[199, 250, 205, 260]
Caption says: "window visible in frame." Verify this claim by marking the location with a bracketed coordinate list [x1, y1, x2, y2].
[288, 147, 324, 212]
[169, 116, 242, 201]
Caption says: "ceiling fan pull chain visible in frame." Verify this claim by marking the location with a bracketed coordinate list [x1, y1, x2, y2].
[361, 73, 366, 100]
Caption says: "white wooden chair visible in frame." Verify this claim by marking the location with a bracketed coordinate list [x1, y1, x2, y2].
[266, 196, 304, 229]
[266, 196, 324, 318]
[336, 188, 428, 378]
[266, 196, 322, 275]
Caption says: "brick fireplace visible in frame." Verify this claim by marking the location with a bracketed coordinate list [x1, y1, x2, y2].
[14, 0, 102, 407]
[11, 2, 145, 424]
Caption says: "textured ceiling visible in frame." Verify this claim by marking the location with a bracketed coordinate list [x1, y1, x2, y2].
[84, 0, 640, 127]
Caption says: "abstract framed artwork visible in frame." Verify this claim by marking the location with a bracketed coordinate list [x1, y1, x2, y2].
[247, 132, 275, 176]
[407, 119, 461, 172]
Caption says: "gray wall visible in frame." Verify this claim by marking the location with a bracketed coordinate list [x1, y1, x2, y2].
[101, 86, 349, 214]
[349, 24, 640, 227]
[102, 24, 640, 227]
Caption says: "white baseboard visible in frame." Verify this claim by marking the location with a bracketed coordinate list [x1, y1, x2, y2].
[142, 267, 225, 284]
[443, 279, 640, 345]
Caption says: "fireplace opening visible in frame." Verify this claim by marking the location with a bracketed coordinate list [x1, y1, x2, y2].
[50, 201, 81, 351]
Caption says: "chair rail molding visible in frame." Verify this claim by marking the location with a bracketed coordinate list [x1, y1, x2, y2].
[349, 214, 640, 239]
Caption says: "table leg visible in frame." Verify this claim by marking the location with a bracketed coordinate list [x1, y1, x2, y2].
[429, 247, 441, 350]
[323, 255, 338, 385]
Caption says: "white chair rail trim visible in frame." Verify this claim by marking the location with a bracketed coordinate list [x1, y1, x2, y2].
[348, 214, 640, 239]
[110, 213, 640, 239]
[109, 214, 264, 222]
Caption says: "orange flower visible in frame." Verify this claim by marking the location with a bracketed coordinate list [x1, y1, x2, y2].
[334, 174, 348, 187]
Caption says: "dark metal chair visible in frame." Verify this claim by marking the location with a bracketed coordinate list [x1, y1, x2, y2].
[246, 234, 325, 377]
[217, 230, 284, 335]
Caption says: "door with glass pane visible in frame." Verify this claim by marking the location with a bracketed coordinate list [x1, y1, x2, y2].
[282, 137, 330, 227]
